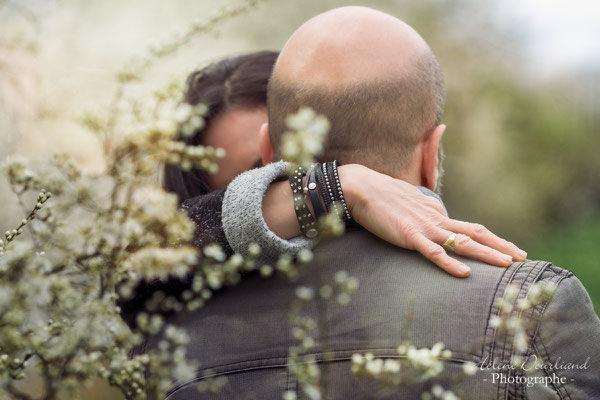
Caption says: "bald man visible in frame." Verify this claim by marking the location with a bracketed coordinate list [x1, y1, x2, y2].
[157, 7, 600, 399]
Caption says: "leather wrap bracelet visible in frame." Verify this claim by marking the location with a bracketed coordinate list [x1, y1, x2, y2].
[288, 165, 319, 238]
[288, 161, 357, 238]
[307, 165, 327, 219]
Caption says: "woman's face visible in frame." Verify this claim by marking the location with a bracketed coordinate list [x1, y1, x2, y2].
[202, 107, 268, 190]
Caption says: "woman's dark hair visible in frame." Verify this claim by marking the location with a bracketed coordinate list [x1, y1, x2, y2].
[163, 50, 279, 202]
[119, 51, 279, 327]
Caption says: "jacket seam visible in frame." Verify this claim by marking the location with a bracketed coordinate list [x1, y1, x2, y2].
[529, 273, 574, 400]
[511, 264, 566, 400]
[498, 261, 542, 400]
[531, 341, 567, 400]
[488, 261, 526, 362]
[482, 262, 514, 359]
[166, 350, 477, 397]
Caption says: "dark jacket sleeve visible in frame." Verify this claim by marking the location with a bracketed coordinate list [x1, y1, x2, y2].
[120, 190, 231, 326]
[180, 189, 232, 254]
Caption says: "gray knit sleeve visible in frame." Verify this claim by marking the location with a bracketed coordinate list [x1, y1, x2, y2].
[222, 161, 318, 263]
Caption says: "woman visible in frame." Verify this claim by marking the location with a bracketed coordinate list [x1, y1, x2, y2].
[164, 50, 525, 274]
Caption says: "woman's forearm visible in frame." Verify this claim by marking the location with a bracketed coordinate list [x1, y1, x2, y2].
[221, 161, 315, 263]
[262, 180, 302, 240]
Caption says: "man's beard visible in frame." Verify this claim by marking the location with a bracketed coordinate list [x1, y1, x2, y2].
[435, 145, 445, 196]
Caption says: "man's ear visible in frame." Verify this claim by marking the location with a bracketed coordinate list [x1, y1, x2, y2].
[259, 123, 274, 166]
[420, 124, 446, 191]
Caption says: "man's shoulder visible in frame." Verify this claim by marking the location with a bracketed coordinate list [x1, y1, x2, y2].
[313, 229, 569, 286]
[312, 229, 575, 324]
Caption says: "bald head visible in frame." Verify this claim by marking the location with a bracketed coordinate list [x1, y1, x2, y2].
[268, 7, 445, 175]
[275, 7, 429, 85]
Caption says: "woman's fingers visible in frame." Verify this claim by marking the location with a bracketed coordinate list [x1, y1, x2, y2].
[434, 229, 513, 267]
[442, 219, 527, 262]
[411, 233, 471, 278]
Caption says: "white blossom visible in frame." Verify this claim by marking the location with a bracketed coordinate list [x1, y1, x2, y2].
[296, 286, 314, 301]
[383, 359, 401, 374]
[462, 361, 477, 376]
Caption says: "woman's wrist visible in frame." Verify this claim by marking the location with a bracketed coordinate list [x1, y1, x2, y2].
[262, 162, 373, 240]
[337, 163, 372, 216]
[262, 180, 302, 240]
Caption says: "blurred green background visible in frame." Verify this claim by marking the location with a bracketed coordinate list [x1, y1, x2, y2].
[1, 1, 598, 397]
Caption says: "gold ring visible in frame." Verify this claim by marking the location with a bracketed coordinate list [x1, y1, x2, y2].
[443, 232, 457, 251]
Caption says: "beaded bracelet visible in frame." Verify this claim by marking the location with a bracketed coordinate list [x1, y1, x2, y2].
[316, 162, 333, 212]
[331, 160, 353, 222]
[288, 165, 319, 238]
[322, 161, 337, 214]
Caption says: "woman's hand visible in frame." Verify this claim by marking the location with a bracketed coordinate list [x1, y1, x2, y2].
[339, 164, 527, 277]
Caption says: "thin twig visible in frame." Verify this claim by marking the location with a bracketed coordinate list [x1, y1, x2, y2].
[14, 191, 41, 250]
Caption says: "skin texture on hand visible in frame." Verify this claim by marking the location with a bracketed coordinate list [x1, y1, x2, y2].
[339, 164, 527, 277]
[262, 163, 527, 278]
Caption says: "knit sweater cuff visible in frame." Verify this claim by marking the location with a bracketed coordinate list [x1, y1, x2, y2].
[222, 161, 317, 264]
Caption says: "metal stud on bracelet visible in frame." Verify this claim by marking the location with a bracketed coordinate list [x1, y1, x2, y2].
[323, 162, 336, 212]
[307, 164, 327, 218]
[317, 162, 333, 212]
